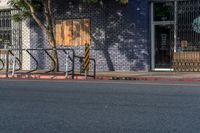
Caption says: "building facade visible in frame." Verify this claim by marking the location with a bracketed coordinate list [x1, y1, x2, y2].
[0, 0, 200, 72]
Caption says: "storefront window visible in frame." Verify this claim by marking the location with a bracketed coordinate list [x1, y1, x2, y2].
[154, 2, 174, 21]
[0, 10, 11, 48]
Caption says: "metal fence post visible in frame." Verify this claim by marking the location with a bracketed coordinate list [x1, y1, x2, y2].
[93, 60, 96, 80]
[12, 52, 16, 77]
[72, 51, 75, 79]
[65, 52, 69, 79]
[6, 50, 9, 78]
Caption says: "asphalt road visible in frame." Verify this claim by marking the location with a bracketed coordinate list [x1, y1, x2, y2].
[1, 79, 200, 133]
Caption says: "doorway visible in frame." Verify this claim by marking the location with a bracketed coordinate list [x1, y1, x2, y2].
[155, 25, 174, 68]
[151, 1, 175, 70]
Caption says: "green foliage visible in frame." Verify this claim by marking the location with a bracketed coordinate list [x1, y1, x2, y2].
[8, 0, 42, 21]
[82, 0, 97, 3]
[8, 0, 128, 22]
[8, 0, 42, 11]
[116, 0, 128, 4]
[12, 12, 31, 21]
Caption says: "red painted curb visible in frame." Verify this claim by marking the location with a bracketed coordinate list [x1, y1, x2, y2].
[0, 74, 200, 82]
[0, 74, 95, 80]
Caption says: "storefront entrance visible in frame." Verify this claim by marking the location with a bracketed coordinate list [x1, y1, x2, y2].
[151, 0, 200, 72]
[151, 1, 175, 70]
[155, 25, 173, 68]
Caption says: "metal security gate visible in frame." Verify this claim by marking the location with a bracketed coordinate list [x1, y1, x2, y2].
[173, 0, 200, 71]
[176, 0, 200, 50]
[0, 9, 21, 69]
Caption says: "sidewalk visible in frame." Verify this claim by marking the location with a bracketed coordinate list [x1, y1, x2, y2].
[1, 71, 200, 81]
[96, 71, 200, 81]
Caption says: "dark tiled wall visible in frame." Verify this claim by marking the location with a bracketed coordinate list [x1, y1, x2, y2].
[30, 0, 150, 71]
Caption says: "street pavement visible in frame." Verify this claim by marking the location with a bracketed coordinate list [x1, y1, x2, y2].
[0, 79, 200, 133]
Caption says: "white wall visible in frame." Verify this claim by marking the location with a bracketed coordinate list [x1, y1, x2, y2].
[0, 0, 10, 9]
[22, 19, 31, 70]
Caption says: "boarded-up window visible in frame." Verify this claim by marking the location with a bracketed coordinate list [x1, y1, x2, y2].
[55, 19, 90, 46]
[55, 20, 63, 45]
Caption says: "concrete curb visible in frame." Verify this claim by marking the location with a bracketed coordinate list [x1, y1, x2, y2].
[110, 77, 200, 82]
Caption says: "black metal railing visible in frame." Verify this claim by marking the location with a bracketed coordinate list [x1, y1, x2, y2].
[0, 48, 96, 79]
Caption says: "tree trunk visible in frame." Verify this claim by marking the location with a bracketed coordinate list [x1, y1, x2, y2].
[48, 36, 59, 72]
[24, 0, 59, 72]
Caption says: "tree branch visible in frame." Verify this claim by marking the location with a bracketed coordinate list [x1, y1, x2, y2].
[24, 0, 48, 33]
[42, 0, 56, 47]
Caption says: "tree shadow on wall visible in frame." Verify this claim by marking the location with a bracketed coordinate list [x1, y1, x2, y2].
[92, 0, 149, 71]
[29, 18, 49, 70]
[53, 0, 149, 71]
